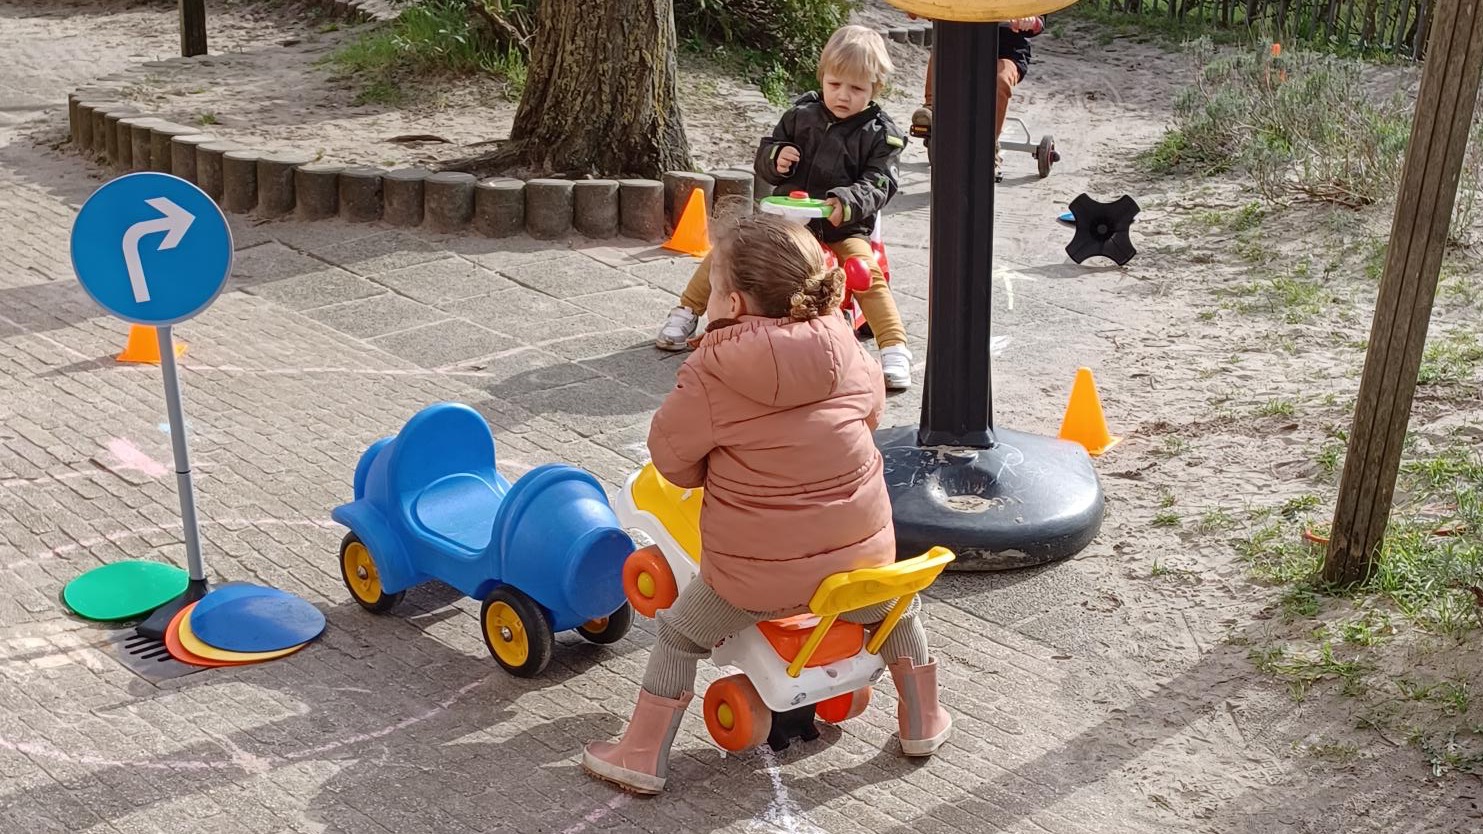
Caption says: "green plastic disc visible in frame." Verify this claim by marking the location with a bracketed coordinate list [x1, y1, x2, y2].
[63, 561, 190, 622]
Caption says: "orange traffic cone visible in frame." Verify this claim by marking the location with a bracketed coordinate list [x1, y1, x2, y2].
[663, 188, 711, 258]
[116, 324, 186, 364]
[1058, 367, 1120, 456]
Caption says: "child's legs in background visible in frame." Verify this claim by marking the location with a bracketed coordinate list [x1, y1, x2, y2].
[840, 595, 930, 666]
[924, 50, 935, 108]
[677, 253, 713, 316]
[996, 58, 1021, 138]
[643, 581, 761, 699]
[827, 237, 906, 350]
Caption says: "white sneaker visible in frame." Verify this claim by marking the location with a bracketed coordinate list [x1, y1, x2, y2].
[655, 307, 698, 351]
[880, 345, 912, 391]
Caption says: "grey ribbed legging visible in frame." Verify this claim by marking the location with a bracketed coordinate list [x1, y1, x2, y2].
[642, 579, 931, 699]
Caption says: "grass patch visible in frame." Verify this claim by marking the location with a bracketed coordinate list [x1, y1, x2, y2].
[1257, 398, 1297, 418]
[328, 1, 527, 103]
[1417, 331, 1483, 387]
[1237, 441, 1483, 637]
[1250, 641, 1371, 700]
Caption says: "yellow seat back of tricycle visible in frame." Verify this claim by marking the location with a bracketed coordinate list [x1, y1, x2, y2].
[784, 546, 956, 678]
[629, 463, 703, 564]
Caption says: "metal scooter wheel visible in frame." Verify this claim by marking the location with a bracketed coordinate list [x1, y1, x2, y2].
[339, 533, 404, 614]
[576, 602, 634, 645]
[704, 674, 772, 752]
[482, 586, 555, 677]
[1037, 135, 1056, 179]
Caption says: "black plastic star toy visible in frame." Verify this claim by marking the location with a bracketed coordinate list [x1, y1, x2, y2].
[1065, 193, 1141, 266]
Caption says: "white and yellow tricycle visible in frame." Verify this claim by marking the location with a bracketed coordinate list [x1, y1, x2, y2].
[615, 463, 954, 752]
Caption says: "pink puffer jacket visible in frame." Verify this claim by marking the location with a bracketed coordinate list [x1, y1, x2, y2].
[647, 313, 894, 612]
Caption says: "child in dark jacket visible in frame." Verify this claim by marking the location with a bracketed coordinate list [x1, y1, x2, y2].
[654, 25, 915, 391]
[909, 16, 1044, 177]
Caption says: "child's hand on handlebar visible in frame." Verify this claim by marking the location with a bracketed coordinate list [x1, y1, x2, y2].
[825, 197, 844, 227]
[1009, 17, 1038, 31]
[776, 146, 801, 174]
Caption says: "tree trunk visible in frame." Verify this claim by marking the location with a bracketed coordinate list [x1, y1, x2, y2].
[445, 0, 693, 179]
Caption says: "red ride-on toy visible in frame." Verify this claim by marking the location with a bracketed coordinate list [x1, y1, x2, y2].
[758, 192, 891, 339]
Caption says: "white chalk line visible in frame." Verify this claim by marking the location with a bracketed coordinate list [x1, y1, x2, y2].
[753, 747, 825, 834]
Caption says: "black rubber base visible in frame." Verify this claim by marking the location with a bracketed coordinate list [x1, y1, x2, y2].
[135, 577, 209, 641]
[875, 425, 1105, 571]
[767, 705, 821, 752]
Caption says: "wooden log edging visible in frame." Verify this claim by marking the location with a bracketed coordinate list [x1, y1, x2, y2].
[63, 66, 788, 243]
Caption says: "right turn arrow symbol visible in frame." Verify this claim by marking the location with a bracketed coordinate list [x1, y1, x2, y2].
[122, 197, 195, 304]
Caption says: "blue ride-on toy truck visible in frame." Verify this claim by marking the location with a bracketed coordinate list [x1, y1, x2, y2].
[331, 403, 635, 677]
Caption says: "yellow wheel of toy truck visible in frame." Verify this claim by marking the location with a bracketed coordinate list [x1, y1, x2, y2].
[481, 586, 554, 678]
[339, 533, 404, 614]
[623, 545, 678, 618]
[704, 674, 772, 752]
[816, 686, 872, 724]
[576, 602, 634, 645]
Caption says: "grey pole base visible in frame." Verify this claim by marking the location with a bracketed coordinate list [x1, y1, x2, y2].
[135, 578, 209, 641]
[874, 425, 1105, 571]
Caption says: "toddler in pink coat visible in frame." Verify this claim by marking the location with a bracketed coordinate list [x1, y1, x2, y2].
[582, 213, 951, 795]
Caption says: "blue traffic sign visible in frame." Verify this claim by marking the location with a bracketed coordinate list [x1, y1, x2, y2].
[70, 172, 233, 326]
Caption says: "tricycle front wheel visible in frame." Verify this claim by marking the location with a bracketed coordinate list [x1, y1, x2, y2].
[576, 602, 633, 645]
[481, 586, 555, 678]
[340, 533, 404, 614]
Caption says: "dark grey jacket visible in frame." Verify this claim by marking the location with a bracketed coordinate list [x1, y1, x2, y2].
[753, 92, 906, 243]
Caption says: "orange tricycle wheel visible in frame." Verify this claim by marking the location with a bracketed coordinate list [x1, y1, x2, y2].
[622, 545, 678, 618]
[703, 674, 772, 752]
[816, 687, 872, 724]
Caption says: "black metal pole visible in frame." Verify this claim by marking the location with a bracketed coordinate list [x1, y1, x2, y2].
[919, 21, 998, 448]
[180, 0, 208, 57]
[874, 18, 1105, 570]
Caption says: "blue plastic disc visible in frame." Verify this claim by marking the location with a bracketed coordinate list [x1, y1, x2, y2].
[1057, 211, 1076, 225]
[188, 584, 325, 653]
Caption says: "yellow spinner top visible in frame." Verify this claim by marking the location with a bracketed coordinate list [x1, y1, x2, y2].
[886, 0, 1080, 23]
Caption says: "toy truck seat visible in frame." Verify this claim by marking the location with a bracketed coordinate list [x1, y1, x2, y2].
[384, 403, 512, 555]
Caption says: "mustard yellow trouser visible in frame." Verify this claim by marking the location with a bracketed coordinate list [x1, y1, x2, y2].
[678, 236, 907, 350]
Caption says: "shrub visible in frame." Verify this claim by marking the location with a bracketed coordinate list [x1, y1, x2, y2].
[1147, 37, 1411, 207]
[675, 0, 856, 96]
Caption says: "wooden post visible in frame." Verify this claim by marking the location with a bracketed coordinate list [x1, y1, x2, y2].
[1324, 0, 1483, 585]
[180, 0, 207, 57]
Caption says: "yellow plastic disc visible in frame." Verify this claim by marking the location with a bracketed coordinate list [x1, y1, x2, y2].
[177, 609, 308, 662]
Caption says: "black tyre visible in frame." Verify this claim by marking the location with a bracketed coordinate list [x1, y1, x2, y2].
[1037, 135, 1056, 178]
[339, 533, 404, 614]
[575, 602, 634, 645]
[481, 586, 555, 677]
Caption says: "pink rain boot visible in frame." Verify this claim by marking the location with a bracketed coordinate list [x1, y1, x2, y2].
[889, 657, 953, 757]
[582, 689, 693, 795]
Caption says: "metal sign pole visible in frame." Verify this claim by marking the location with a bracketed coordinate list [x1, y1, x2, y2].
[71, 172, 233, 638]
[156, 325, 206, 586]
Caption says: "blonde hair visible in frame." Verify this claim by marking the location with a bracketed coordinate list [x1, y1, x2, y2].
[713, 214, 843, 322]
[818, 24, 894, 96]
